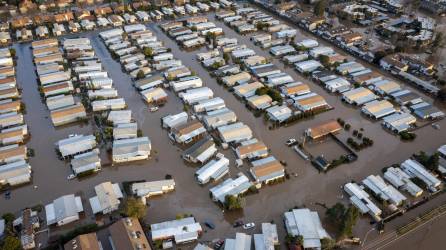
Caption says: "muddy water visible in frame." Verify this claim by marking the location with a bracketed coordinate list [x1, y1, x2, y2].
[2, 13, 446, 245]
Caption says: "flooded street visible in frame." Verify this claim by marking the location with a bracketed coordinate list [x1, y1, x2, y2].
[2, 11, 446, 246]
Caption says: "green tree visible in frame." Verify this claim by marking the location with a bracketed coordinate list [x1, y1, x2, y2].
[433, 32, 445, 49]
[9, 48, 16, 58]
[224, 195, 244, 210]
[314, 0, 327, 17]
[143, 47, 153, 58]
[319, 54, 330, 67]
[1, 236, 21, 250]
[340, 206, 359, 238]
[321, 237, 336, 250]
[121, 197, 146, 219]
[326, 203, 346, 226]
[413, 151, 439, 171]
[296, 235, 304, 247]
[438, 87, 446, 102]
[136, 70, 145, 79]
[2, 213, 15, 225]
[223, 52, 230, 63]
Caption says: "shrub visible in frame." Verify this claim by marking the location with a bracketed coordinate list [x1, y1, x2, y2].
[344, 124, 351, 130]
[399, 131, 416, 141]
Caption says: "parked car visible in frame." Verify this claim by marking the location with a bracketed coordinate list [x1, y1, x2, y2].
[150, 106, 159, 112]
[204, 221, 215, 229]
[242, 222, 255, 229]
[285, 138, 297, 146]
[67, 174, 76, 180]
[233, 220, 243, 228]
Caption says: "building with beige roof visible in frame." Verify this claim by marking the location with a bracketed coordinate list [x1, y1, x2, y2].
[109, 218, 151, 250]
[0, 144, 27, 164]
[172, 120, 206, 144]
[342, 87, 378, 105]
[250, 156, 285, 184]
[64, 233, 101, 250]
[236, 139, 268, 160]
[50, 103, 87, 126]
[361, 100, 396, 119]
[247, 95, 272, 110]
[0, 100, 21, 114]
[233, 81, 264, 99]
[293, 93, 328, 112]
[305, 120, 342, 140]
[89, 182, 123, 214]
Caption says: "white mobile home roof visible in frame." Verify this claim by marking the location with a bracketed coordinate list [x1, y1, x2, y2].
[283, 209, 329, 249]
[361, 100, 396, 119]
[112, 137, 151, 163]
[195, 156, 230, 184]
[384, 167, 423, 197]
[217, 122, 253, 143]
[382, 112, 416, 133]
[108, 110, 132, 124]
[46, 94, 75, 111]
[309, 46, 334, 58]
[170, 76, 203, 92]
[71, 149, 101, 175]
[179, 87, 214, 104]
[295, 60, 322, 73]
[0, 160, 32, 186]
[362, 175, 406, 205]
[203, 108, 237, 129]
[401, 159, 441, 190]
[131, 179, 176, 198]
[88, 88, 119, 99]
[266, 105, 292, 122]
[92, 98, 126, 112]
[210, 173, 252, 203]
[344, 182, 382, 218]
[193, 97, 225, 113]
[57, 134, 96, 157]
[45, 194, 83, 226]
[342, 87, 378, 105]
[151, 217, 202, 243]
[296, 39, 319, 48]
[162, 112, 188, 129]
[225, 233, 252, 250]
[113, 122, 138, 140]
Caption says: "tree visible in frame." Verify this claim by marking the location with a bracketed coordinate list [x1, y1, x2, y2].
[326, 203, 346, 226]
[1, 236, 21, 250]
[321, 237, 336, 250]
[143, 47, 153, 58]
[340, 206, 359, 238]
[136, 70, 145, 79]
[433, 32, 445, 49]
[224, 195, 244, 210]
[413, 151, 439, 171]
[223, 52, 230, 63]
[121, 197, 146, 219]
[2, 213, 15, 225]
[9, 48, 16, 58]
[313, 0, 327, 17]
[319, 54, 330, 67]
[438, 87, 446, 102]
[296, 235, 304, 247]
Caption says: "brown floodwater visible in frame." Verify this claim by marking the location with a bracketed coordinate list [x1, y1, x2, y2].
[2, 10, 446, 247]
